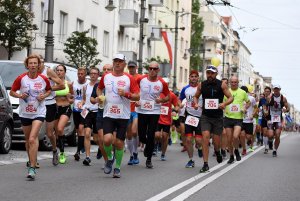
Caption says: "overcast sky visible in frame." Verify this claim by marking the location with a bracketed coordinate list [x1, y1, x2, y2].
[211, 0, 300, 110]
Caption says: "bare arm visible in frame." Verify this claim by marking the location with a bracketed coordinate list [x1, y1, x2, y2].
[10, 90, 28, 100]
[193, 83, 202, 109]
[220, 81, 233, 110]
[156, 94, 170, 104]
[283, 96, 289, 113]
[66, 82, 74, 104]
[47, 68, 65, 91]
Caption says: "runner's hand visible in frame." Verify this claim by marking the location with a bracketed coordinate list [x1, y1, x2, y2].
[37, 93, 45, 102]
[135, 101, 141, 107]
[20, 92, 29, 100]
[219, 103, 226, 110]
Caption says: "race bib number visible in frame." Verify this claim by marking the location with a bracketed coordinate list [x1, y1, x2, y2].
[185, 115, 199, 127]
[229, 104, 240, 113]
[80, 108, 89, 119]
[271, 115, 281, 123]
[205, 99, 219, 109]
[160, 106, 169, 115]
[141, 100, 155, 111]
[108, 103, 123, 115]
[23, 101, 38, 114]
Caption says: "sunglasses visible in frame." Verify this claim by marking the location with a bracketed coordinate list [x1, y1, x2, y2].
[149, 67, 159, 71]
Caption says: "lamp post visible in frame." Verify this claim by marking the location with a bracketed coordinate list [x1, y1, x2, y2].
[138, 0, 146, 74]
[45, 0, 54, 62]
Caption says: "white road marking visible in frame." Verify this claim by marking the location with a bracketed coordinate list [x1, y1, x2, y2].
[171, 134, 288, 201]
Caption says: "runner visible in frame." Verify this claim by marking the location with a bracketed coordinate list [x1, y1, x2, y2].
[180, 70, 203, 168]
[136, 61, 170, 169]
[179, 98, 187, 152]
[126, 60, 142, 165]
[97, 53, 140, 178]
[193, 65, 233, 172]
[39, 56, 65, 166]
[54, 65, 74, 164]
[73, 67, 89, 161]
[266, 85, 289, 157]
[224, 77, 250, 164]
[155, 90, 179, 161]
[240, 86, 257, 155]
[10, 54, 51, 179]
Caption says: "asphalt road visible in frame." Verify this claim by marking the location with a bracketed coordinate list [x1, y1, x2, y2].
[0, 132, 299, 201]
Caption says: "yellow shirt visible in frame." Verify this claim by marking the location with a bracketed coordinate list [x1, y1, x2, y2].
[224, 88, 249, 119]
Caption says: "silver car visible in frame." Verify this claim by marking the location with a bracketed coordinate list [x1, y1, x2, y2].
[0, 60, 77, 151]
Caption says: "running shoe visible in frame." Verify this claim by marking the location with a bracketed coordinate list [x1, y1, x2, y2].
[227, 155, 234, 164]
[264, 149, 268, 154]
[146, 160, 153, 169]
[249, 147, 254, 152]
[215, 151, 223, 163]
[221, 149, 227, 158]
[96, 148, 102, 160]
[185, 160, 195, 168]
[161, 154, 166, 161]
[83, 157, 91, 166]
[198, 148, 203, 158]
[272, 150, 277, 157]
[168, 138, 172, 146]
[59, 152, 67, 164]
[104, 158, 114, 174]
[74, 152, 80, 161]
[113, 168, 121, 178]
[242, 149, 247, 156]
[52, 151, 59, 166]
[234, 149, 241, 161]
[268, 140, 273, 150]
[128, 156, 134, 165]
[133, 153, 139, 165]
[27, 167, 36, 180]
[199, 164, 209, 173]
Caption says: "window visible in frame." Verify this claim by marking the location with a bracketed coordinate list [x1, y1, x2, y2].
[184, 69, 188, 83]
[131, 38, 135, 51]
[179, 67, 183, 83]
[59, 11, 68, 41]
[180, 37, 184, 52]
[76, 19, 84, 32]
[91, 25, 97, 39]
[40, 2, 47, 35]
[125, 35, 129, 50]
[103, 31, 109, 57]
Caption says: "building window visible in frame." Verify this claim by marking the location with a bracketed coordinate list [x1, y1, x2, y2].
[103, 31, 109, 57]
[180, 37, 184, 52]
[179, 67, 183, 83]
[40, 2, 47, 35]
[91, 25, 97, 39]
[59, 11, 68, 42]
[125, 35, 129, 50]
[76, 19, 84, 32]
[184, 69, 188, 83]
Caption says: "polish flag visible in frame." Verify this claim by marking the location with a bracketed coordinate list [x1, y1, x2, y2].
[161, 31, 173, 68]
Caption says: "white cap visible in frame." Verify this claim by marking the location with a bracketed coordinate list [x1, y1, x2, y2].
[273, 84, 281, 89]
[113, 53, 127, 61]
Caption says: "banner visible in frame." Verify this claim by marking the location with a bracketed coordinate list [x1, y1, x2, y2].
[161, 31, 173, 68]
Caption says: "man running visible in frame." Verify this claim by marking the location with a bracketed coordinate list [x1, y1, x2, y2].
[266, 84, 289, 157]
[97, 53, 140, 178]
[193, 65, 233, 172]
[136, 61, 170, 169]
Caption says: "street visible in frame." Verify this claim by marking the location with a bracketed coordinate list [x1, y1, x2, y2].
[0, 132, 299, 201]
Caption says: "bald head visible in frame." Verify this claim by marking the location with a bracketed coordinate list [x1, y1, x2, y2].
[149, 61, 159, 68]
[229, 76, 239, 90]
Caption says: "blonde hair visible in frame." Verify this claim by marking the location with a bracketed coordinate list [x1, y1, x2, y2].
[24, 54, 41, 69]
[77, 66, 87, 74]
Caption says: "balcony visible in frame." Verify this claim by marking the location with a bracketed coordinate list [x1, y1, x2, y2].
[119, 9, 138, 28]
[149, 0, 164, 7]
[119, 51, 137, 62]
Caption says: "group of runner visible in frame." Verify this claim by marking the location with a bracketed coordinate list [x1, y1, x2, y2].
[10, 54, 289, 180]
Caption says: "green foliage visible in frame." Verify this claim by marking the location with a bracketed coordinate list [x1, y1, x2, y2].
[0, 0, 38, 59]
[143, 56, 169, 70]
[190, 0, 204, 71]
[63, 30, 101, 68]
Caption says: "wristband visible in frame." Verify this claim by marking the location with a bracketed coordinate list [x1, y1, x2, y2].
[125, 92, 131, 99]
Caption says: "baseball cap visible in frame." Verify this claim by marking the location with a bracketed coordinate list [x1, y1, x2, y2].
[189, 69, 199, 76]
[113, 53, 127, 61]
[273, 84, 281, 89]
[128, 60, 137, 67]
[206, 65, 218, 73]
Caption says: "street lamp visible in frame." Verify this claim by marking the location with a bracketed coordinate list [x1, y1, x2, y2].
[105, 0, 116, 11]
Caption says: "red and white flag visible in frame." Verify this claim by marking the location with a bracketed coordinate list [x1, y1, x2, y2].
[161, 31, 173, 68]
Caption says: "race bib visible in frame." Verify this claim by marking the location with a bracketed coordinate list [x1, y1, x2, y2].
[205, 99, 219, 109]
[107, 103, 123, 115]
[271, 115, 281, 123]
[141, 100, 155, 111]
[185, 115, 199, 127]
[160, 106, 169, 115]
[229, 104, 240, 113]
[80, 108, 89, 119]
[23, 101, 38, 114]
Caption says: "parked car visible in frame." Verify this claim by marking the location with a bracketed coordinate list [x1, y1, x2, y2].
[0, 60, 77, 151]
[0, 75, 14, 154]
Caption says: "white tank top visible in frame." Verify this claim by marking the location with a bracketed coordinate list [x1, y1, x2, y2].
[42, 67, 56, 105]
[83, 83, 98, 112]
[73, 79, 89, 112]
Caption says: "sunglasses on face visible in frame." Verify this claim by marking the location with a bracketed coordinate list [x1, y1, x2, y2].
[149, 67, 159, 71]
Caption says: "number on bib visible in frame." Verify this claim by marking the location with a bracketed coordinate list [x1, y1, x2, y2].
[160, 106, 169, 115]
[23, 102, 38, 114]
[205, 99, 219, 109]
[80, 108, 89, 119]
[108, 104, 123, 115]
[141, 100, 154, 111]
[271, 115, 281, 123]
[185, 115, 199, 127]
[229, 104, 240, 113]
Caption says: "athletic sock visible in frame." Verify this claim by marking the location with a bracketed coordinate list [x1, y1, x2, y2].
[263, 136, 268, 148]
[127, 139, 134, 156]
[132, 137, 138, 154]
[58, 135, 65, 153]
[77, 136, 84, 153]
[115, 149, 124, 169]
[104, 144, 113, 160]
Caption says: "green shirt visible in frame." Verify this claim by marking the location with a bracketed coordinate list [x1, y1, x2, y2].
[224, 88, 249, 119]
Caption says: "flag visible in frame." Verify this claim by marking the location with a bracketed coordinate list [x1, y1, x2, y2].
[286, 114, 293, 123]
[161, 31, 173, 68]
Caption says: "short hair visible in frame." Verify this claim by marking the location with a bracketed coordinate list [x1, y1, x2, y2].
[149, 61, 159, 68]
[89, 66, 100, 75]
[24, 54, 41, 69]
[264, 86, 271, 92]
[77, 67, 87, 73]
[56, 64, 66, 72]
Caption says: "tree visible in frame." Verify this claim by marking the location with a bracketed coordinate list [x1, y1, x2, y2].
[190, 0, 204, 71]
[63, 30, 101, 68]
[0, 0, 38, 59]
